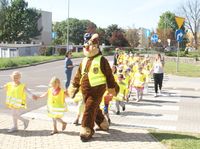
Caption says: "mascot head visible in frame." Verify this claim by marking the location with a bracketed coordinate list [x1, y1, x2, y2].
[83, 33, 100, 58]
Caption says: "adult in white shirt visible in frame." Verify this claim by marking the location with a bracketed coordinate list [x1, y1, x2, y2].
[152, 53, 164, 97]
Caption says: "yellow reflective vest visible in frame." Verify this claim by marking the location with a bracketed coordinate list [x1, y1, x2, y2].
[133, 72, 146, 87]
[82, 55, 106, 87]
[113, 81, 126, 101]
[6, 82, 26, 109]
[47, 88, 67, 118]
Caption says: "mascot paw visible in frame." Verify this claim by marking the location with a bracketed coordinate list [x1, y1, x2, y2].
[80, 127, 94, 142]
[107, 88, 117, 96]
[99, 118, 109, 131]
[68, 84, 78, 98]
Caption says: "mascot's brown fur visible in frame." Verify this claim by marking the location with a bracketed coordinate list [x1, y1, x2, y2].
[68, 33, 119, 141]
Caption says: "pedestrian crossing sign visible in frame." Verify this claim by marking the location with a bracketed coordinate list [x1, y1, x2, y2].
[175, 16, 185, 29]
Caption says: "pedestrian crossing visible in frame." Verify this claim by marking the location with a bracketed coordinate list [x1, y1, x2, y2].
[21, 66, 182, 131]
[22, 85, 181, 132]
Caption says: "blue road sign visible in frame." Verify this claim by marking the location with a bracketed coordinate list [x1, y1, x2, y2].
[151, 34, 158, 43]
[175, 29, 184, 43]
[146, 29, 151, 37]
[52, 32, 57, 39]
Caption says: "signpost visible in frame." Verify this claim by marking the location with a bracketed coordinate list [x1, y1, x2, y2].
[175, 16, 185, 72]
[151, 34, 158, 43]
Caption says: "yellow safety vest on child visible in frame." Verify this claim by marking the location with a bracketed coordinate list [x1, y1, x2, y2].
[113, 81, 126, 101]
[133, 72, 146, 88]
[82, 55, 106, 87]
[47, 88, 67, 118]
[6, 82, 26, 109]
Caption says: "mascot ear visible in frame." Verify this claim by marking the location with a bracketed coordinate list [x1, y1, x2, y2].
[84, 33, 92, 43]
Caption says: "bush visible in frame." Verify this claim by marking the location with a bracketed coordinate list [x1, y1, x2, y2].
[39, 47, 55, 56]
[57, 48, 66, 55]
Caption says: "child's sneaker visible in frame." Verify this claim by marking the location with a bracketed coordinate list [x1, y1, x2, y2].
[116, 111, 120, 115]
[122, 105, 126, 111]
[108, 118, 111, 125]
[24, 119, 29, 130]
[8, 127, 18, 133]
[73, 119, 79, 125]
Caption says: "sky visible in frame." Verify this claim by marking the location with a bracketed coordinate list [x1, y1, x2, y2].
[26, 0, 182, 30]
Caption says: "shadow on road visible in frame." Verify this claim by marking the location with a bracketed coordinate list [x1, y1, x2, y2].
[112, 111, 163, 117]
[92, 128, 157, 142]
[0, 129, 80, 137]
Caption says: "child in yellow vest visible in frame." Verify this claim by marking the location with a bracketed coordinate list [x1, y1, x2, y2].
[113, 74, 126, 115]
[124, 69, 131, 102]
[73, 90, 84, 125]
[0, 71, 35, 133]
[35, 77, 67, 135]
[132, 66, 146, 102]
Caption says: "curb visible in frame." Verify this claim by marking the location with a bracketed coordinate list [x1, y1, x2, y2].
[0, 58, 64, 71]
[148, 131, 167, 149]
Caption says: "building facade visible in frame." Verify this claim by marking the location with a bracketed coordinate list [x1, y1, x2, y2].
[33, 10, 52, 45]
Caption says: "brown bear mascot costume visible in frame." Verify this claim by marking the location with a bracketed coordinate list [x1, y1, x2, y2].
[68, 33, 119, 141]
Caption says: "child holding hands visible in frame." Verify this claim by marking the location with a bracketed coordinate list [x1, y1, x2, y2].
[0, 71, 36, 133]
[35, 77, 67, 135]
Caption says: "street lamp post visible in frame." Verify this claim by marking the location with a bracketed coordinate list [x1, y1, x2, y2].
[67, 0, 70, 52]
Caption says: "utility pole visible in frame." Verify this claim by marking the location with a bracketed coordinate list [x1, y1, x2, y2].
[67, 0, 70, 52]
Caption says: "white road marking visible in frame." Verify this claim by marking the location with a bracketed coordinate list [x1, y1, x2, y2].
[143, 96, 181, 102]
[115, 123, 176, 131]
[111, 103, 179, 111]
[111, 114, 178, 121]
[36, 85, 48, 88]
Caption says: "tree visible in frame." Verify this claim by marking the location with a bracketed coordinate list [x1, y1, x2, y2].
[125, 28, 139, 48]
[0, 0, 8, 36]
[109, 31, 129, 47]
[96, 27, 106, 45]
[157, 11, 178, 47]
[53, 18, 97, 45]
[105, 24, 123, 45]
[180, 0, 200, 49]
[0, 0, 41, 43]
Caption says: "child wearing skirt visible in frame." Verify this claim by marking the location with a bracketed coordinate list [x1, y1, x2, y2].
[131, 66, 146, 102]
[35, 77, 67, 135]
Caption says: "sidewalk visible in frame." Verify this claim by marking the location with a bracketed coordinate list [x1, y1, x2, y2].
[164, 74, 200, 91]
[0, 113, 165, 149]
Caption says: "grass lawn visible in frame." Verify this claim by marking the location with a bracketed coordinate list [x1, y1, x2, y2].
[0, 55, 64, 69]
[165, 62, 200, 77]
[150, 131, 200, 149]
[0, 52, 85, 69]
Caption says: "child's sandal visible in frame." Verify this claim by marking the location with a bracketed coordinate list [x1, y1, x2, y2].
[62, 122, 67, 131]
[50, 131, 58, 135]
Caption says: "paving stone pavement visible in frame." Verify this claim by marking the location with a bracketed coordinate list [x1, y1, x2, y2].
[0, 114, 166, 149]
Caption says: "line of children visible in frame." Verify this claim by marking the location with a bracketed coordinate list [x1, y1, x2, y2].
[114, 51, 152, 102]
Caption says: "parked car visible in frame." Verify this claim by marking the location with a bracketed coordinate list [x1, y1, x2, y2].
[164, 46, 177, 51]
[185, 47, 196, 52]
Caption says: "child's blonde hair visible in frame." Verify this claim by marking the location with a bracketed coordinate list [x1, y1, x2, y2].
[10, 71, 21, 79]
[49, 76, 61, 87]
